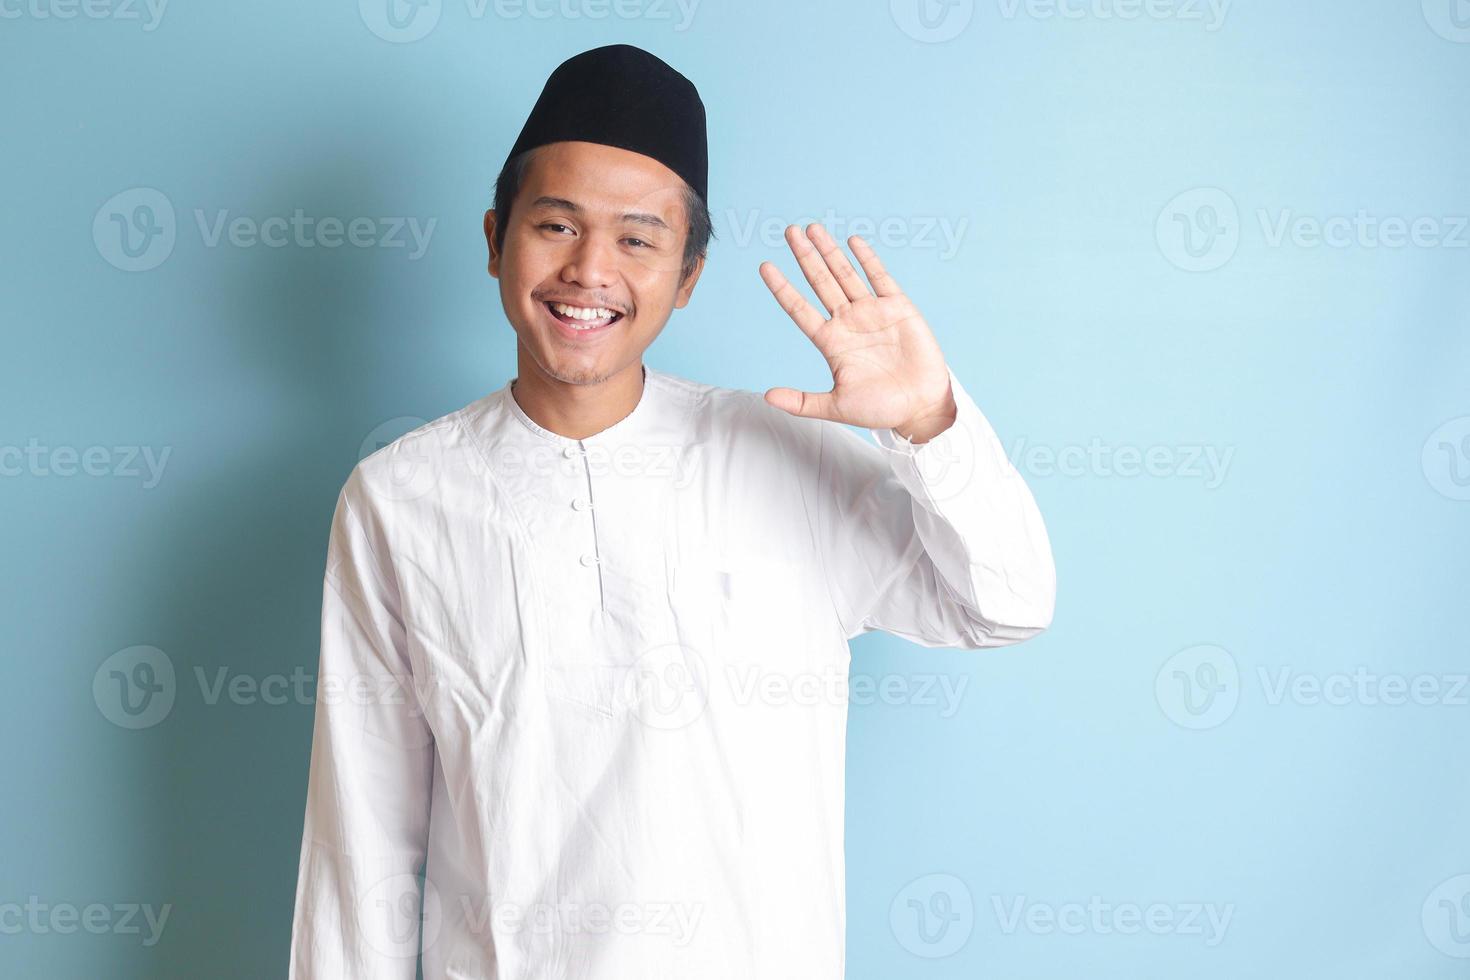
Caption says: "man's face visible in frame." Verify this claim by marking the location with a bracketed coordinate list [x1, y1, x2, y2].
[485, 140, 703, 387]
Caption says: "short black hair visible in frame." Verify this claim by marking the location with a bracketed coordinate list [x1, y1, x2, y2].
[491, 146, 713, 285]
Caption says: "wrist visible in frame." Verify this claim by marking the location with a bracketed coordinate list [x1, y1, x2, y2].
[893, 384, 958, 445]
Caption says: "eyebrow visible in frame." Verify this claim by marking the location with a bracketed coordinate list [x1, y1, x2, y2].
[529, 196, 671, 232]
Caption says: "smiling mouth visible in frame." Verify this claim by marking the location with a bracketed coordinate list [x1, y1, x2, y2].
[543, 301, 624, 331]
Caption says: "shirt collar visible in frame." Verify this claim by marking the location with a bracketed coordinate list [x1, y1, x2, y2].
[502, 364, 658, 447]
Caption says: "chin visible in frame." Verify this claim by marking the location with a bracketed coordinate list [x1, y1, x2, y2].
[524, 341, 618, 386]
[547, 362, 618, 386]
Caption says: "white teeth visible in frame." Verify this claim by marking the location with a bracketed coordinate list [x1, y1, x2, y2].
[551, 302, 617, 322]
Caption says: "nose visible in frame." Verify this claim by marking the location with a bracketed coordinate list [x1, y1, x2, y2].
[560, 231, 618, 290]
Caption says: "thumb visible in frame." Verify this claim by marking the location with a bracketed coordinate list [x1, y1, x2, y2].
[763, 387, 838, 421]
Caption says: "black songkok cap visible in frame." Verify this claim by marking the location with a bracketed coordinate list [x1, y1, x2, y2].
[504, 44, 708, 203]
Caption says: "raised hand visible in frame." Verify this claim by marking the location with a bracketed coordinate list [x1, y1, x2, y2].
[758, 223, 957, 443]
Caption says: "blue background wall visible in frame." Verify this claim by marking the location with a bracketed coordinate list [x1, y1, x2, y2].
[3, 0, 1468, 976]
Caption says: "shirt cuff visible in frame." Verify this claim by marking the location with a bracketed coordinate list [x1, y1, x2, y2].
[867, 365, 1017, 508]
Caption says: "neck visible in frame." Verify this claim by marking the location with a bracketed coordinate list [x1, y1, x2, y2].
[510, 349, 646, 441]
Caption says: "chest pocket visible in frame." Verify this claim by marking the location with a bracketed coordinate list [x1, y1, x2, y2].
[670, 553, 838, 670]
[666, 552, 848, 725]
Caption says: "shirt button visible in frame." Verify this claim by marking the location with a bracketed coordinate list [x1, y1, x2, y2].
[572, 498, 592, 511]
[562, 445, 583, 458]
[579, 554, 600, 567]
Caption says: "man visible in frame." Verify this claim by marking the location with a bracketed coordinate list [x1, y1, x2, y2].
[289, 43, 1055, 979]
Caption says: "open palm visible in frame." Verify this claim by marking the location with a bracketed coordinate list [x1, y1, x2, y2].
[759, 223, 956, 441]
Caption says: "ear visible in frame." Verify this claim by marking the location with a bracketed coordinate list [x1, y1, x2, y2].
[483, 209, 501, 278]
[673, 252, 705, 309]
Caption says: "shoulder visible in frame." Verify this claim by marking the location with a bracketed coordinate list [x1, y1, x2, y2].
[338, 390, 500, 515]
[648, 365, 826, 444]
[648, 366, 879, 477]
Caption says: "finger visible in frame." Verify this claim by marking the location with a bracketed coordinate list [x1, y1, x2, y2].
[806, 224, 870, 305]
[758, 260, 826, 338]
[785, 224, 850, 316]
[848, 235, 903, 298]
[763, 386, 838, 422]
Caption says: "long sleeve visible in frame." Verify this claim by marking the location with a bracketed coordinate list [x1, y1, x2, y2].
[811, 365, 1056, 648]
[289, 471, 436, 978]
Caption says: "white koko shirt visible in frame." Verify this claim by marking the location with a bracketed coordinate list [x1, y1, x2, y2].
[289, 363, 1055, 979]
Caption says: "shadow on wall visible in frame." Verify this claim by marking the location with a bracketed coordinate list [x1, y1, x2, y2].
[128, 109, 490, 979]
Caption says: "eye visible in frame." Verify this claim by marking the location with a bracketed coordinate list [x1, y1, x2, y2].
[540, 223, 574, 235]
[623, 237, 651, 249]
